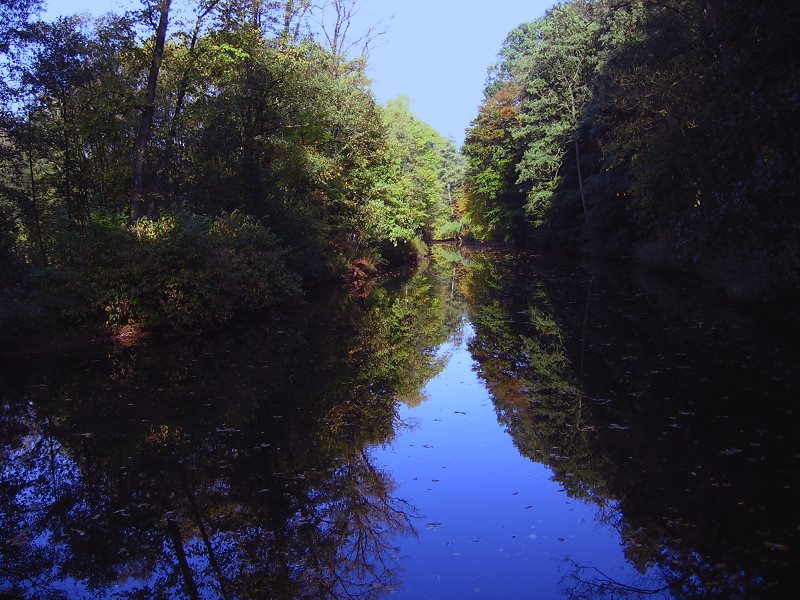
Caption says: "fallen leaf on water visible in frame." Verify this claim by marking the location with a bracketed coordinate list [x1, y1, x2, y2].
[719, 448, 743, 456]
[764, 542, 790, 552]
[5, 529, 32, 547]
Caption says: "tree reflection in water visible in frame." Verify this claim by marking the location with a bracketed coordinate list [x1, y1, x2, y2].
[0, 266, 453, 599]
[461, 248, 800, 599]
[3, 248, 799, 598]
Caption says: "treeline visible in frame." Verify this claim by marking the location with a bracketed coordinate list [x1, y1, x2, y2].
[462, 0, 800, 300]
[0, 0, 460, 332]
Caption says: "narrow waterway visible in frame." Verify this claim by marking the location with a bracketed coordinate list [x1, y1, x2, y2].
[373, 324, 661, 598]
[1, 246, 798, 598]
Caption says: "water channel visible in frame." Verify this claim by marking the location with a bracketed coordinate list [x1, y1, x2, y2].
[1, 246, 798, 598]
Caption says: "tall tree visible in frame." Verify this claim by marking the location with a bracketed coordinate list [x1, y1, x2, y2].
[25, 17, 94, 225]
[462, 83, 525, 241]
[514, 1, 602, 236]
[131, 0, 172, 222]
[153, 0, 222, 197]
[315, 0, 386, 74]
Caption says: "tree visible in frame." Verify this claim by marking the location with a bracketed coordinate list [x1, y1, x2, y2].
[376, 97, 454, 247]
[462, 83, 525, 241]
[131, 0, 172, 222]
[25, 17, 94, 226]
[153, 0, 222, 198]
[315, 0, 387, 74]
[514, 1, 603, 236]
[0, 0, 41, 55]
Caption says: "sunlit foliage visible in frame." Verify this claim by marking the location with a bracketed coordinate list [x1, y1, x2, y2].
[0, 1, 457, 333]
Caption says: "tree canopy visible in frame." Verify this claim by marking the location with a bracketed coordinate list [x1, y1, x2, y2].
[0, 0, 457, 334]
[462, 0, 800, 300]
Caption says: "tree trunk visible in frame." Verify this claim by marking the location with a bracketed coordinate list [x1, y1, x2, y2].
[61, 99, 74, 227]
[153, 1, 220, 205]
[27, 115, 46, 265]
[574, 137, 592, 240]
[166, 518, 201, 600]
[131, 0, 172, 223]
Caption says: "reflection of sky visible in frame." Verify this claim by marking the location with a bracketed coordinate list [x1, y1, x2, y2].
[372, 322, 658, 599]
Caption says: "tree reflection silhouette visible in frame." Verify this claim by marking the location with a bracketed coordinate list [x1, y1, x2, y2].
[460, 248, 800, 599]
[0, 267, 454, 599]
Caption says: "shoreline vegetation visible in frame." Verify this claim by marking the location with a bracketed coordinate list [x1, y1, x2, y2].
[0, 1, 465, 341]
[2, 0, 798, 346]
[460, 0, 800, 303]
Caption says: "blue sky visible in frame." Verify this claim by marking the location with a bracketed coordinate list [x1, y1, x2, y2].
[44, 0, 552, 145]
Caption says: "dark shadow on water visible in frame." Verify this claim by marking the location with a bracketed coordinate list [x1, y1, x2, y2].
[0, 265, 455, 599]
[460, 248, 800, 599]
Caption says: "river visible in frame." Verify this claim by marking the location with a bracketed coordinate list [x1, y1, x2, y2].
[1, 246, 798, 598]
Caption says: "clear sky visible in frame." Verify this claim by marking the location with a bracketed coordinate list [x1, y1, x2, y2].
[44, 0, 553, 145]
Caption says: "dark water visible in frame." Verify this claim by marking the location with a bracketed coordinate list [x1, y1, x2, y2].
[1, 247, 798, 599]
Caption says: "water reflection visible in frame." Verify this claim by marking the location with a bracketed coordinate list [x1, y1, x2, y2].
[2, 248, 799, 598]
[460, 248, 800, 598]
[0, 267, 453, 599]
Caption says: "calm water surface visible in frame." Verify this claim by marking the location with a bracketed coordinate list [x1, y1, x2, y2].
[1, 247, 798, 598]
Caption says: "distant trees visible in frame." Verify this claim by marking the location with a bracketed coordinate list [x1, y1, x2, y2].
[462, 83, 524, 240]
[377, 97, 459, 249]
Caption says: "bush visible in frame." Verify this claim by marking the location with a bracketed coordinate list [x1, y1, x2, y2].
[39, 210, 303, 329]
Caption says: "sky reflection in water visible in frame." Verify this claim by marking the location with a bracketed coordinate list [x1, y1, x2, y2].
[374, 325, 660, 599]
[1, 247, 799, 598]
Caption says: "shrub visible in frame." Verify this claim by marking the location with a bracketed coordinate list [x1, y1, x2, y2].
[38, 210, 303, 330]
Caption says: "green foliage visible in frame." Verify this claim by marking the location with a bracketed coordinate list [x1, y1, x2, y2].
[373, 97, 458, 247]
[462, 84, 526, 241]
[513, 2, 602, 226]
[0, 4, 463, 332]
[37, 210, 302, 329]
[438, 216, 467, 240]
[464, 0, 800, 299]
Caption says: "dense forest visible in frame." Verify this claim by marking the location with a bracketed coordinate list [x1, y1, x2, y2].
[2, 0, 798, 339]
[461, 0, 800, 301]
[0, 0, 461, 335]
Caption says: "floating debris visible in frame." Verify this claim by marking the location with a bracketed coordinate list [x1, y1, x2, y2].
[719, 448, 743, 456]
